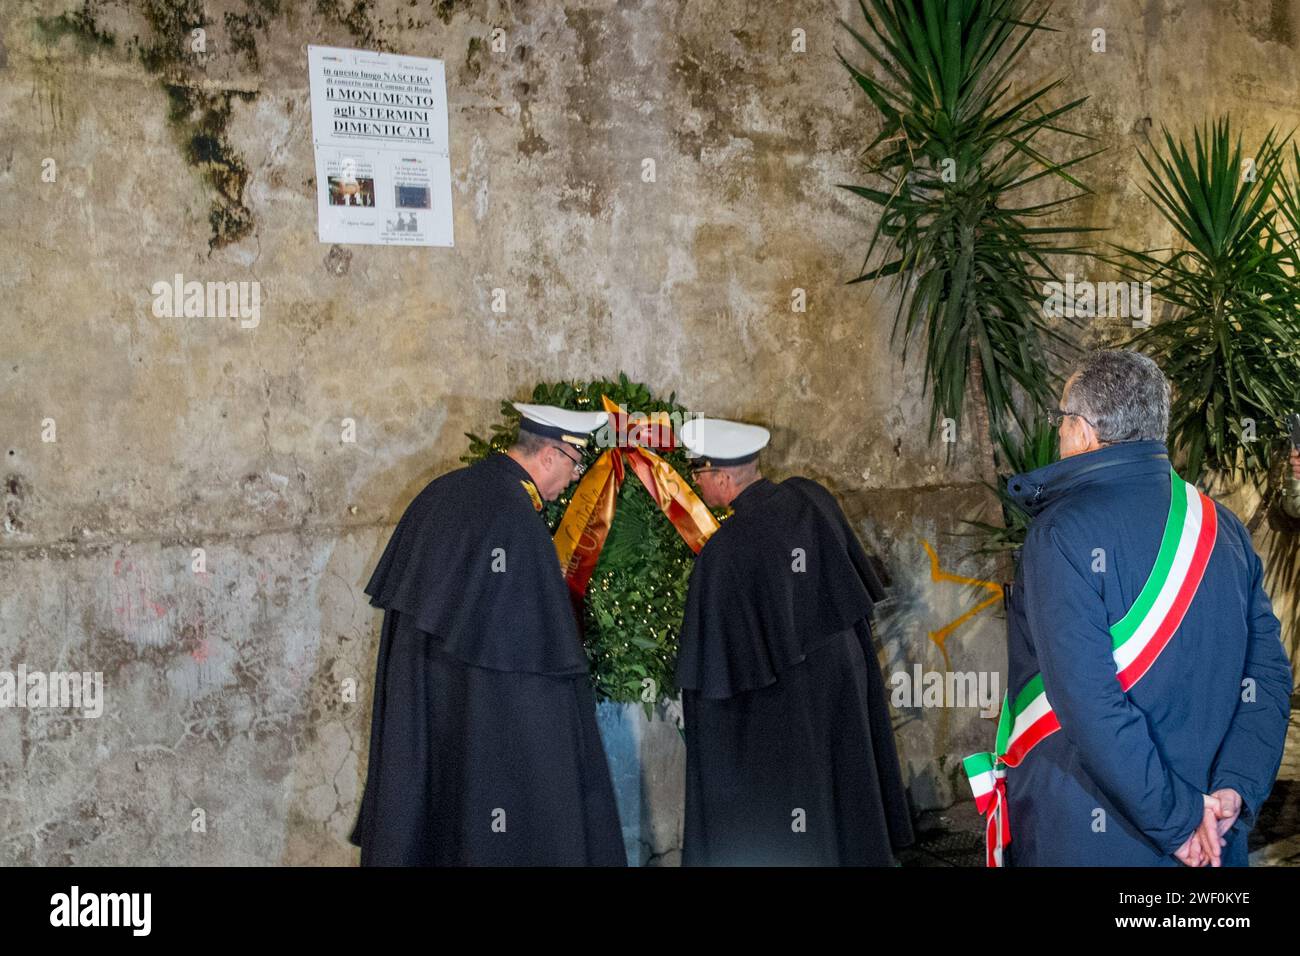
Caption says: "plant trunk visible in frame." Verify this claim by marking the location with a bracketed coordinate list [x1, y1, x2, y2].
[968, 347, 999, 488]
[968, 347, 1013, 582]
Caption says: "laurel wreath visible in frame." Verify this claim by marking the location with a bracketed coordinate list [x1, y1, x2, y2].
[464, 373, 717, 712]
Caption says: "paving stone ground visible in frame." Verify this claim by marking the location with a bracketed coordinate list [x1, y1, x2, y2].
[1248, 695, 1300, 866]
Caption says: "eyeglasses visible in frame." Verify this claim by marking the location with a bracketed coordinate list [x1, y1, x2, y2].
[556, 446, 587, 477]
[1046, 407, 1098, 429]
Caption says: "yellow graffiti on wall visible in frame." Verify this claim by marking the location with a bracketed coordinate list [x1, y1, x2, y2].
[922, 539, 1003, 671]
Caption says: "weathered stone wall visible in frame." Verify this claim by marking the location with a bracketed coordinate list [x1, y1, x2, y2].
[1, 0, 1296, 864]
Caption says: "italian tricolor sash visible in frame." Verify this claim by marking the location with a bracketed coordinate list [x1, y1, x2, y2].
[963, 467, 1218, 867]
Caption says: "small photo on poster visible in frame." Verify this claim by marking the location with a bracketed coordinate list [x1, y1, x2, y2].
[395, 185, 431, 209]
[384, 211, 423, 235]
[328, 175, 376, 206]
[393, 155, 434, 210]
[325, 156, 377, 207]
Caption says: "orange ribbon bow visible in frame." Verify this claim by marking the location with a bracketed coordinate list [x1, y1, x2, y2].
[554, 395, 719, 597]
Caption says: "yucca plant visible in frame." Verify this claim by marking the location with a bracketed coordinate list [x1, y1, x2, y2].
[839, 0, 1099, 452]
[1275, 144, 1300, 273]
[1114, 119, 1300, 485]
[1272, 143, 1300, 453]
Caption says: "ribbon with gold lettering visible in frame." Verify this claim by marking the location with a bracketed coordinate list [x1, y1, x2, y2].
[554, 395, 719, 598]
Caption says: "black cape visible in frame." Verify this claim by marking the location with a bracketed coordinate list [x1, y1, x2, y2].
[349, 452, 627, 866]
[676, 477, 914, 865]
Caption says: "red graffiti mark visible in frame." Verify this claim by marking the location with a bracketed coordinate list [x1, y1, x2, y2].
[191, 639, 210, 663]
[109, 557, 173, 646]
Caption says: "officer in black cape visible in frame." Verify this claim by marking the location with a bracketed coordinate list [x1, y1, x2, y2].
[675, 417, 914, 865]
[349, 403, 627, 866]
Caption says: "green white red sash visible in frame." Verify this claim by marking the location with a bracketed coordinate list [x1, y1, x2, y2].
[963, 467, 1218, 867]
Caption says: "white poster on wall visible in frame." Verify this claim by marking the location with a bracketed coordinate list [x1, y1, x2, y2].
[307, 45, 453, 247]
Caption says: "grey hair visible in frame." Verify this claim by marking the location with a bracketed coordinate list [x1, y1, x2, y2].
[511, 429, 566, 457]
[718, 459, 761, 482]
[1065, 349, 1170, 444]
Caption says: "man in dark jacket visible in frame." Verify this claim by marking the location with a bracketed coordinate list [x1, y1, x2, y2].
[675, 417, 914, 865]
[350, 404, 627, 866]
[967, 350, 1292, 866]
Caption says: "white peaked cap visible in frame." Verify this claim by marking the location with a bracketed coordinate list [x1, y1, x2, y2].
[513, 403, 610, 447]
[679, 417, 770, 465]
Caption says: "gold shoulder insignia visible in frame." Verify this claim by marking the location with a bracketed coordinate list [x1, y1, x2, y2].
[520, 479, 543, 512]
